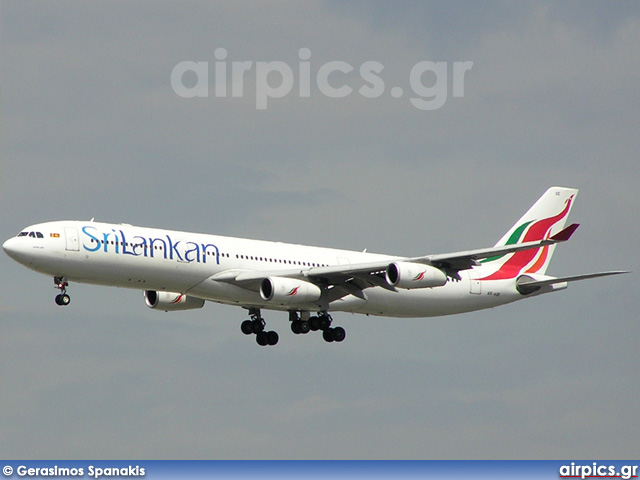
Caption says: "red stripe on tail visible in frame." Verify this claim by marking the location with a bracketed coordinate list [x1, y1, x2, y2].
[480, 195, 574, 280]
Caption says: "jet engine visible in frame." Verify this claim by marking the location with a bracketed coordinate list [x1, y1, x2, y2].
[260, 277, 322, 305]
[385, 262, 448, 289]
[144, 290, 205, 311]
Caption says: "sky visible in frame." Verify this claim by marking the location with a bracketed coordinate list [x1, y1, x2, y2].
[1, 1, 639, 459]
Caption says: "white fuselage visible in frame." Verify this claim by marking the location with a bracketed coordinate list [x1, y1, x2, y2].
[3, 220, 525, 317]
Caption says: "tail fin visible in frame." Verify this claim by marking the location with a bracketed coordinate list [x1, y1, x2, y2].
[479, 187, 578, 279]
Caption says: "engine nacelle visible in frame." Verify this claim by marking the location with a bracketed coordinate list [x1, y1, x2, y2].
[144, 290, 205, 311]
[385, 262, 448, 289]
[260, 277, 322, 305]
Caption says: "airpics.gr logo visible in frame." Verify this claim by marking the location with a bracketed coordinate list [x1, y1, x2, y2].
[81, 225, 220, 265]
[171, 48, 473, 110]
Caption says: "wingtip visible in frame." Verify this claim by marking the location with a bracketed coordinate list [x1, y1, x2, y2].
[550, 223, 580, 242]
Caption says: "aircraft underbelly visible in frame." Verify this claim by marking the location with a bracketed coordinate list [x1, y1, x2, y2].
[332, 279, 521, 317]
[33, 247, 210, 293]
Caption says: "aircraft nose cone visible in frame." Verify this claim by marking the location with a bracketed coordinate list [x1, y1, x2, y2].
[3, 237, 22, 260]
[3, 237, 15, 253]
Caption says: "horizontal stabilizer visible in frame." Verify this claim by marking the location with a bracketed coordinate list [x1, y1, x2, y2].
[517, 270, 629, 294]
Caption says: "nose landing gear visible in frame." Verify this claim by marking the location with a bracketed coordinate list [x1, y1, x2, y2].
[53, 276, 70, 306]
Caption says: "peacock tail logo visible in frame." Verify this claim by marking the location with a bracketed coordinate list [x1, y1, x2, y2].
[286, 286, 300, 296]
[413, 271, 426, 281]
[171, 294, 185, 304]
[479, 195, 574, 280]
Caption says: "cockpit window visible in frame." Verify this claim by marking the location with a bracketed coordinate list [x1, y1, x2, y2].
[18, 231, 44, 239]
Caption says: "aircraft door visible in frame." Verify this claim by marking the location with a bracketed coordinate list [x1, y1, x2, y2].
[337, 257, 350, 266]
[64, 227, 80, 251]
[468, 270, 482, 294]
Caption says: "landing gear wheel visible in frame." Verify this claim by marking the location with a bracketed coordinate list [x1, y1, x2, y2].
[299, 320, 311, 334]
[318, 315, 331, 331]
[54, 293, 70, 306]
[322, 329, 334, 343]
[291, 320, 302, 334]
[332, 326, 346, 342]
[251, 318, 265, 334]
[266, 331, 279, 346]
[323, 327, 346, 343]
[241, 320, 253, 335]
[255, 331, 279, 347]
[309, 316, 320, 331]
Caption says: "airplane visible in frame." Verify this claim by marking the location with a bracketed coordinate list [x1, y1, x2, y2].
[2, 186, 628, 347]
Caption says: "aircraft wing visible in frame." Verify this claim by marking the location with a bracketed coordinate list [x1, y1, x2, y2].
[211, 223, 581, 294]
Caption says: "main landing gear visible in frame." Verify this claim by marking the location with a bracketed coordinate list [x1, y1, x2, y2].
[53, 276, 70, 306]
[240, 309, 279, 347]
[240, 310, 346, 347]
[290, 312, 346, 343]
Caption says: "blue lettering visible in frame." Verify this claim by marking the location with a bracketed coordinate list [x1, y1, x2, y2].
[132, 236, 147, 257]
[101, 232, 115, 253]
[82, 226, 100, 252]
[166, 235, 183, 261]
[201, 243, 220, 264]
[111, 229, 120, 254]
[120, 230, 137, 256]
[149, 237, 167, 259]
[83, 226, 220, 265]
[184, 242, 200, 263]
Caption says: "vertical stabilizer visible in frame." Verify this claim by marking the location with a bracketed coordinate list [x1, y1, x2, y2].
[478, 187, 578, 279]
